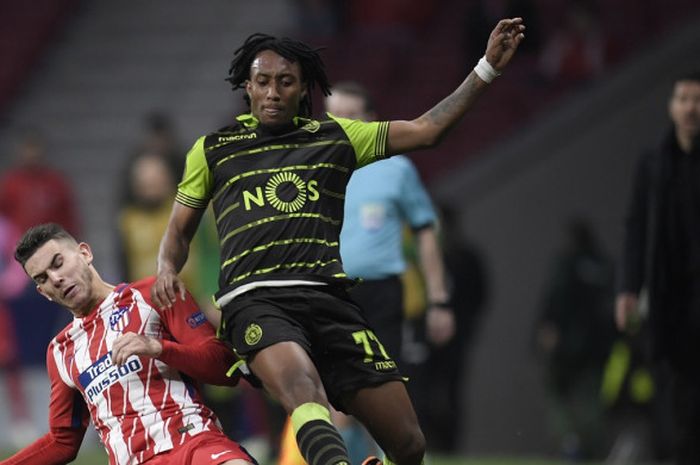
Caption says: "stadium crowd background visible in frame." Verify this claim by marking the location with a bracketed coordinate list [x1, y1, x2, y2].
[0, 0, 699, 462]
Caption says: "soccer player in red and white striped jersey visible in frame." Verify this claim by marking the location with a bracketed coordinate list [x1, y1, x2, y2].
[2, 223, 255, 465]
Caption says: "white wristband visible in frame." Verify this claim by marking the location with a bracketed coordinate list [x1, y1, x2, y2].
[473, 56, 501, 83]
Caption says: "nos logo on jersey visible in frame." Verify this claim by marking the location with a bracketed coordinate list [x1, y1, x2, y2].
[109, 305, 131, 332]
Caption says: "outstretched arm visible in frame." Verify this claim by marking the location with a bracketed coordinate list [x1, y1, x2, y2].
[152, 202, 204, 308]
[386, 17, 525, 155]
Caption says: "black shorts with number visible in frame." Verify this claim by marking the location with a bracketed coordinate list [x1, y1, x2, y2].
[219, 285, 404, 410]
[348, 275, 404, 365]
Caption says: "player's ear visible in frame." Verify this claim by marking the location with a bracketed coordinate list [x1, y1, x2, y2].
[78, 242, 94, 265]
[246, 80, 252, 98]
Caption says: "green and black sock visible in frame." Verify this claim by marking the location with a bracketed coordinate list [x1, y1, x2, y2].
[291, 402, 350, 465]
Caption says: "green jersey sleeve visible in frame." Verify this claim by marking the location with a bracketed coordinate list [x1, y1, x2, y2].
[328, 113, 390, 168]
[175, 136, 212, 209]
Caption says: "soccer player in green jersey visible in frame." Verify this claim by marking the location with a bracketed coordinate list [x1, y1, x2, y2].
[153, 18, 525, 465]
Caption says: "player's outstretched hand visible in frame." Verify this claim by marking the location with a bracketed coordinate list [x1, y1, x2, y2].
[152, 267, 186, 309]
[484, 17, 526, 72]
[112, 332, 162, 366]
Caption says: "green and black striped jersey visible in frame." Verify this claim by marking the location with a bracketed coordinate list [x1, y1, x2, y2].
[176, 113, 390, 303]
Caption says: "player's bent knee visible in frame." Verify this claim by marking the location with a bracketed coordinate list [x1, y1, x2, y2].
[387, 427, 426, 464]
[276, 371, 327, 411]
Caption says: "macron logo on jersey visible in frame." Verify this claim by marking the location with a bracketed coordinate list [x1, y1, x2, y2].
[186, 310, 206, 328]
[79, 352, 144, 402]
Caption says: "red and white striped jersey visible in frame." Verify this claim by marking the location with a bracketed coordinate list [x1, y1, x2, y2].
[44, 277, 234, 465]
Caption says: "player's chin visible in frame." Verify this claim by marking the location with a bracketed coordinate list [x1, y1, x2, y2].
[260, 109, 293, 126]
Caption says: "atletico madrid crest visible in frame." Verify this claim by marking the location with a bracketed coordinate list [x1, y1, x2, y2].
[109, 305, 131, 332]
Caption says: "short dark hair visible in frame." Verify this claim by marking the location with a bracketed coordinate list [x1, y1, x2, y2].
[226, 33, 331, 118]
[14, 223, 76, 267]
[330, 81, 376, 114]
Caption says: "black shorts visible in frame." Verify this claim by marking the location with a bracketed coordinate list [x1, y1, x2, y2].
[219, 285, 403, 409]
[348, 275, 404, 365]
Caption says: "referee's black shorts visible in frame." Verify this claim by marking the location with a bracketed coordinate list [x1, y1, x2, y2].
[219, 285, 404, 410]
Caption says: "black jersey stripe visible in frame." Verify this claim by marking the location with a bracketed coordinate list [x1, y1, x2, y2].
[319, 188, 346, 200]
[375, 121, 389, 159]
[175, 192, 209, 209]
[213, 140, 352, 168]
[228, 258, 341, 285]
[220, 212, 342, 247]
[221, 237, 340, 270]
[215, 202, 241, 225]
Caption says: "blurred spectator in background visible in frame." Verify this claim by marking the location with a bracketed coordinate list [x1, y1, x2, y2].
[538, 0, 607, 86]
[139, 111, 186, 176]
[117, 149, 180, 282]
[0, 130, 78, 365]
[616, 72, 700, 465]
[535, 218, 616, 460]
[0, 215, 37, 447]
[0, 129, 80, 236]
[419, 204, 489, 453]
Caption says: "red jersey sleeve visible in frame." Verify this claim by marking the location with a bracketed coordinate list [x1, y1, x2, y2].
[0, 348, 88, 465]
[151, 285, 239, 387]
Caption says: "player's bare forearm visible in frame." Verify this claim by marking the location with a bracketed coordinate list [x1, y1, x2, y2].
[153, 203, 203, 307]
[157, 202, 203, 275]
[387, 73, 487, 155]
[157, 225, 191, 275]
[427, 72, 487, 129]
[425, 71, 489, 143]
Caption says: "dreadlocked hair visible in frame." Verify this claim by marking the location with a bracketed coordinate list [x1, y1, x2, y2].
[226, 33, 331, 118]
